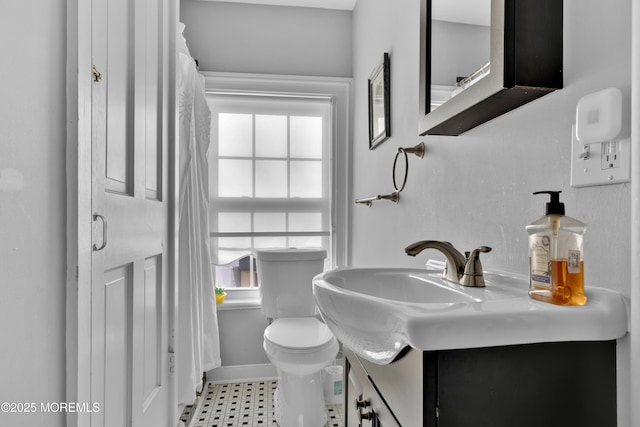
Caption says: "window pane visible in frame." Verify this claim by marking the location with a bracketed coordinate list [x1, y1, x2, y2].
[288, 236, 323, 248]
[214, 255, 257, 288]
[214, 265, 238, 288]
[218, 212, 251, 232]
[218, 113, 253, 157]
[217, 237, 252, 249]
[254, 213, 286, 232]
[254, 236, 287, 249]
[290, 161, 322, 198]
[290, 116, 322, 159]
[209, 93, 334, 290]
[256, 115, 287, 158]
[255, 160, 287, 197]
[219, 159, 253, 197]
[288, 213, 322, 232]
[216, 249, 251, 266]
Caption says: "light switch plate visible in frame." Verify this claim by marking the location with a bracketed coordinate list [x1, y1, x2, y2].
[570, 125, 631, 187]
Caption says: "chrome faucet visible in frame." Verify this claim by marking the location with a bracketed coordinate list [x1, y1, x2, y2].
[405, 240, 492, 287]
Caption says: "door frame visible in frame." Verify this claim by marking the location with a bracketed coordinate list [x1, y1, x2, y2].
[65, 1, 180, 425]
[631, 2, 640, 426]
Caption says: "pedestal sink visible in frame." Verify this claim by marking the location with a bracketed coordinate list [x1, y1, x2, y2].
[312, 265, 628, 364]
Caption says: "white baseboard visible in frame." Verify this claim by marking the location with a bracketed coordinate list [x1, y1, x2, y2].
[206, 358, 343, 385]
[206, 363, 278, 384]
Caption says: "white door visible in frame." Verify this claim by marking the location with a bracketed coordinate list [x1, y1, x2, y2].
[91, 0, 170, 425]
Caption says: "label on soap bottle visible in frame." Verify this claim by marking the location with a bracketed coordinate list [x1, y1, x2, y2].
[567, 249, 581, 274]
[530, 235, 551, 289]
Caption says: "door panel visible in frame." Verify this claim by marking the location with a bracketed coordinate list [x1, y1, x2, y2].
[142, 255, 162, 406]
[104, 265, 132, 427]
[91, 0, 170, 425]
[104, 0, 132, 195]
[142, 0, 161, 200]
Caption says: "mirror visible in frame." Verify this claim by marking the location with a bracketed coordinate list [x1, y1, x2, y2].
[430, 0, 491, 110]
[419, 0, 563, 136]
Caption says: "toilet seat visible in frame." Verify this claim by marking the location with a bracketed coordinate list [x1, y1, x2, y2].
[264, 317, 334, 351]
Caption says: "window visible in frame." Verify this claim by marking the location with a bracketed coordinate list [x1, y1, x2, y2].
[207, 93, 333, 289]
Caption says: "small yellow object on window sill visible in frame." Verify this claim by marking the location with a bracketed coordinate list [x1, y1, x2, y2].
[215, 288, 227, 304]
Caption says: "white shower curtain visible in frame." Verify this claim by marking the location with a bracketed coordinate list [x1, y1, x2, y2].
[177, 23, 221, 406]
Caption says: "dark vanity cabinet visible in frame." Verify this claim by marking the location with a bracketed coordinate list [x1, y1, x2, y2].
[344, 341, 617, 426]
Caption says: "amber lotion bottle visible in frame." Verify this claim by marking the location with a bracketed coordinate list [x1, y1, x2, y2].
[526, 191, 587, 306]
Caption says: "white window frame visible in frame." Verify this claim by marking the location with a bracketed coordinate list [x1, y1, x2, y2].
[203, 72, 352, 303]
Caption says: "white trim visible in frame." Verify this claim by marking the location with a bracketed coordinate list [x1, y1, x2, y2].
[630, 2, 639, 426]
[202, 72, 353, 269]
[65, 1, 93, 426]
[206, 364, 278, 384]
[206, 359, 344, 385]
[168, 0, 181, 423]
[216, 293, 262, 310]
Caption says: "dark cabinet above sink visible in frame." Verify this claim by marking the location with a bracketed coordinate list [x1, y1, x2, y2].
[419, 0, 563, 136]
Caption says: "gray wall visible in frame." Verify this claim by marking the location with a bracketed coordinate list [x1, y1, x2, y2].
[180, 0, 353, 77]
[0, 1, 67, 425]
[218, 307, 270, 366]
[351, 0, 630, 294]
[351, 0, 631, 424]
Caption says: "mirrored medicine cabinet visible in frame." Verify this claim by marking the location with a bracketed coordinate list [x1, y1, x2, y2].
[419, 0, 563, 136]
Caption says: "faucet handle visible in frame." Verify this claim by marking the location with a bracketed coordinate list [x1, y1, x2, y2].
[460, 246, 492, 287]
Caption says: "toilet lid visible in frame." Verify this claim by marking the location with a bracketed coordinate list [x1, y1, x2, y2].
[264, 317, 334, 350]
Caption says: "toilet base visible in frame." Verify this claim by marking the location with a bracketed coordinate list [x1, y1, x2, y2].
[273, 371, 327, 427]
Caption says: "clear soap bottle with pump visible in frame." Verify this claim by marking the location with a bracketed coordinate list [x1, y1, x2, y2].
[526, 191, 587, 306]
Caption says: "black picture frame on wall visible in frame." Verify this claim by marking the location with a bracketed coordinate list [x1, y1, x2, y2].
[368, 52, 390, 149]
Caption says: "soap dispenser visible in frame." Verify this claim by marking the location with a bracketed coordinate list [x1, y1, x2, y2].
[526, 191, 587, 306]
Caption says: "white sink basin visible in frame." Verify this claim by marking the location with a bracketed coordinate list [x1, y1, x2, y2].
[312, 266, 629, 365]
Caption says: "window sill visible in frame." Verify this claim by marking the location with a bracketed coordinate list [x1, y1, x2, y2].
[216, 289, 261, 311]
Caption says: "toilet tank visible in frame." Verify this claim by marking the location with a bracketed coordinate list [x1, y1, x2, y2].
[255, 248, 327, 319]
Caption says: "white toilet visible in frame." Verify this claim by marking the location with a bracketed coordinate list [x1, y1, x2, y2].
[255, 248, 339, 427]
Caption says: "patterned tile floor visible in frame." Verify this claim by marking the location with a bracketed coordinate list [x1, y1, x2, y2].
[183, 381, 343, 427]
